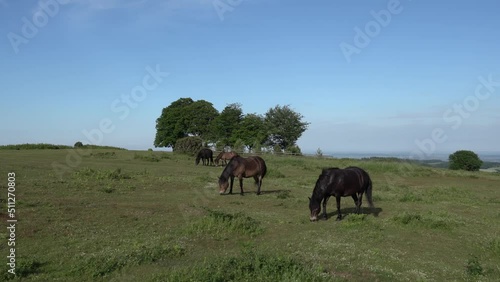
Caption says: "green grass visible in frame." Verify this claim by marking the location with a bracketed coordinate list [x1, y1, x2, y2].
[0, 149, 499, 281]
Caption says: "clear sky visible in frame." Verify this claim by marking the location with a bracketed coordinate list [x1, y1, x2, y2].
[1, 0, 499, 157]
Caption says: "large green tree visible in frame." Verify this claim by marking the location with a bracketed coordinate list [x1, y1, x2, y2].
[264, 105, 309, 150]
[209, 103, 243, 146]
[154, 98, 218, 148]
[183, 100, 219, 139]
[449, 150, 483, 171]
[232, 113, 267, 151]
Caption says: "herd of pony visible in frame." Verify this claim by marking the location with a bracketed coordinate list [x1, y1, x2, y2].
[195, 148, 375, 222]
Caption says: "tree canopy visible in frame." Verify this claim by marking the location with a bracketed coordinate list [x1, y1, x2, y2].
[449, 150, 483, 171]
[154, 98, 309, 152]
[154, 98, 218, 148]
[264, 105, 310, 150]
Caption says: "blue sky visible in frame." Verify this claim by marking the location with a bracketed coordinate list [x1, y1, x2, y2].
[1, 0, 499, 157]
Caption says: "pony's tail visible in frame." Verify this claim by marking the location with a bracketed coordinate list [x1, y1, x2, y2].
[366, 178, 374, 208]
[195, 155, 200, 165]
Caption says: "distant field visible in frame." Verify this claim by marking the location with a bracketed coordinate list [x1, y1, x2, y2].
[0, 149, 499, 281]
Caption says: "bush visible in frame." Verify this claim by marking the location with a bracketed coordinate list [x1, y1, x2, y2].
[465, 255, 483, 276]
[286, 144, 302, 156]
[449, 150, 483, 171]
[316, 148, 323, 158]
[74, 141, 84, 148]
[174, 136, 203, 155]
[273, 144, 283, 155]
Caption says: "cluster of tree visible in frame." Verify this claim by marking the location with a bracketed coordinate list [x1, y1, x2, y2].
[154, 98, 309, 153]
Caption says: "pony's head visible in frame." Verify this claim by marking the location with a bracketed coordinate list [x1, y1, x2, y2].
[308, 196, 321, 221]
[218, 177, 229, 194]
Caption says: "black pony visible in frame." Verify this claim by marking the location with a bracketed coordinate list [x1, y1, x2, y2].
[309, 166, 374, 221]
[195, 148, 214, 166]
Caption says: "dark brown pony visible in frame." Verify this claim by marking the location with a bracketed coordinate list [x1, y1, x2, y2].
[218, 156, 267, 195]
[214, 151, 239, 166]
[195, 148, 213, 166]
[309, 166, 374, 221]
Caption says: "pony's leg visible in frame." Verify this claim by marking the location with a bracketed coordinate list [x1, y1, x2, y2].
[336, 196, 342, 221]
[322, 196, 330, 219]
[358, 193, 363, 213]
[229, 176, 234, 194]
[253, 176, 262, 195]
[352, 194, 360, 214]
[239, 177, 244, 195]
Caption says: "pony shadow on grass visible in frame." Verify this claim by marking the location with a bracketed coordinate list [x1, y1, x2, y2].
[219, 189, 288, 196]
[325, 206, 383, 220]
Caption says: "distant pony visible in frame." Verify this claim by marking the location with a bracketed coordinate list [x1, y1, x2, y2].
[218, 156, 267, 195]
[309, 166, 374, 221]
[214, 151, 239, 166]
[195, 148, 214, 166]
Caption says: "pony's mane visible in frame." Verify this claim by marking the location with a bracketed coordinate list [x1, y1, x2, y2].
[311, 168, 340, 200]
[219, 156, 240, 181]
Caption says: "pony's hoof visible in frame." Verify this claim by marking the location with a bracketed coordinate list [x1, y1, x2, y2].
[336, 216, 342, 221]
[257, 192, 261, 196]
[240, 193, 244, 196]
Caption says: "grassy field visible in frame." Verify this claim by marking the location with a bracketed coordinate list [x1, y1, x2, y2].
[0, 149, 499, 281]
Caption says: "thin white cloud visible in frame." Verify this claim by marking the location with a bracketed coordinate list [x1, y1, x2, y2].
[63, 0, 220, 28]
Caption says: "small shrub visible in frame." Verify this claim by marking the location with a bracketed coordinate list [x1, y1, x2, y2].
[276, 190, 291, 199]
[393, 212, 422, 225]
[286, 144, 302, 156]
[316, 147, 324, 158]
[465, 255, 483, 276]
[174, 136, 203, 155]
[74, 141, 84, 148]
[186, 208, 263, 237]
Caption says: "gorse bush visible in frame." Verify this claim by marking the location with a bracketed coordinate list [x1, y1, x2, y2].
[174, 136, 203, 155]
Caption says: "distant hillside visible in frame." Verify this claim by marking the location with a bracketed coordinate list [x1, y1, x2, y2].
[416, 160, 500, 170]
[0, 143, 126, 150]
[360, 157, 500, 171]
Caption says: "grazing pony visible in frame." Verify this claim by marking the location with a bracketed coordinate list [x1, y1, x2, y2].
[309, 166, 373, 221]
[195, 148, 214, 166]
[218, 156, 267, 195]
[214, 151, 239, 166]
